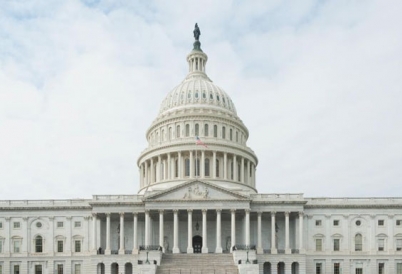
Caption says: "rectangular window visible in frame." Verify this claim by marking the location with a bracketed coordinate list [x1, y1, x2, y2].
[74, 264, 81, 274]
[57, 264, 63, 274]
[397, 220, 402, 226]
[356, 268, 363, 274]
[397, 239, 402, 251]
[75, 240, 81, 252]
[378, 220, 384, 226]
[316, 263, 322, 274]
[13, 222, 20, 229]
[378, 239, 384, 251]
[397, 263, 402, 274]
[334, 263, 340, 274]
[0, 240, 3, 253]
[316, 220, 322, 226]
[316, 239, 322, 251]
[0, 222, 2, 229]
[57, 221, 64, 228]
[35, 265, 42, 274]
[57, 240, 63, 252]
[13, 240, 20, 253]
[13, 265, 20, 274]
[333, 220, 340, 226]
[0, 265, 2, 274]
[74, 221, 81, 228]
[334, 239, 340, 251]
[379, 263, 385, 274]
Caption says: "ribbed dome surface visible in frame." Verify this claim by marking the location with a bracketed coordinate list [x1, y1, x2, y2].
[158, 75, 237, 116]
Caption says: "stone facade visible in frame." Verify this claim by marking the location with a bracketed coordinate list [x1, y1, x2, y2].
[1, 32, 402, 274]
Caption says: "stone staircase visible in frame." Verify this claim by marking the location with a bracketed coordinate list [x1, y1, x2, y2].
[156, 253, 238, 274]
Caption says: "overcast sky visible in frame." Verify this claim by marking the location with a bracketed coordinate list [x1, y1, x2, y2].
[0, 0, 401, 200]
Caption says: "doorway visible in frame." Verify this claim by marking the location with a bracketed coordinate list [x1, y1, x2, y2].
[193, 235, 202, 253]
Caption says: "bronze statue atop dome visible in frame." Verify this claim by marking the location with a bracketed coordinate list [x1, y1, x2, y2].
[193, 23, 201, 41]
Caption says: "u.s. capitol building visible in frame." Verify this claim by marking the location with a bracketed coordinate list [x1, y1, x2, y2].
[1, 25, 401, 274]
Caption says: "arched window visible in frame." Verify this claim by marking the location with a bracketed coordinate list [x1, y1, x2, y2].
[214, 125, 218, 137]
[161, 129, 164, 141]
[156, 132, 159, 143]
[204, 124, 209, 137]
[185, 159, 190, 176]
[222, 126, 226, 139]
[195, 158, 200, 177]
[175, 159, 179, 178]
[236, 131, 238, 142]
[205, 158, 210, 177]
[169, 127, 172, 141]
[230, 129, 233, 141]
[355, 234, 363, 251]
[216, 159, 220, 178]
[185, 124, 190, 137]
[238, 163, 241, 182]
[195, 124, 199, 136]
[230, 161, 234, 180]
[176, 125, 180, 138]
[35, 236, 43, 253]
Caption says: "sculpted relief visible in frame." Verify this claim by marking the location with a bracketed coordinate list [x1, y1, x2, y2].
[183, 184, 209, 200]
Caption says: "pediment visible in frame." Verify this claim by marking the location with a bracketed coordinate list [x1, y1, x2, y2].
[145, 180, 249, 201]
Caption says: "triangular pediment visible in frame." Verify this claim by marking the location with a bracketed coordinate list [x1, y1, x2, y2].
[145, 180, 249, 201]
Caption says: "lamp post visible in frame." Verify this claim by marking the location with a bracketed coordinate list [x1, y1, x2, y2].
[246, 246, 250, 264]
[146, 250, 150, 264]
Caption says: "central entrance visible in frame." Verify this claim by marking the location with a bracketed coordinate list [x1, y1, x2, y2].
[192, 235, 202, 253]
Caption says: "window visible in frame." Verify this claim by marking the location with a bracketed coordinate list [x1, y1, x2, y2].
[161, 129, 164, 141]
[13, 222, 20, 229]
[35, 265, 42, 274]
[236, 131, 238, 142]
[35, 236, 43, 253]
[333, 220, 340, 226]
[356, 220, 361, 226]
[222, 127, 226, 139]
[396, 239, 402, 251]
[229, 128, 233, 140]
[378, 220, 384, 226]
[74, 221, 81, 228]
[195, 123, 199, 136]
[316, 263, 322, 274]
[316, 239, 322, 251]
[334, 239, 340, 251]
[74, 264, 81, 274]
[213, 125, 217, 137]
[185, 124, 190, 137]
[185, 159, 190, 176]
[0, 222, 2, 229]
[378, 239, 385, 251]
[57, 222, 64, 228]
[397, 263, 402, 274]
[168, 127, 172, 140]
[176, 125, 180, 138]
[216, 159, 220, 178]
[13, 239, 21, 253]
[175, 159, 179, 178]
[0, 239, 3, 253]
[57, 264, 64, 274]
[356, 268, 363, 274]
[0, 265, 2, 274]
[315, 220, 322, 226]
[36, 222, 42, 228]
[379, 263, 385, 274]
[204, 124, 209, 137]
[75, 240, 81, 252]
[13, 265, 20, 274]
[397, 220, 402, 226]
[205, 158, 210, 177]
[57, 240, 63, 252]
[195, 158, 200, 177]
[334, 263, 340, 274]
[355, 234, 363, 251]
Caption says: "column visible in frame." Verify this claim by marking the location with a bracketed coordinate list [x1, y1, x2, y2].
[212, 151, 217, 179]
[178, 152, 182, 178]
[105, 213, 111, 254]
[231, 209, 236, 252]
[247, 160, 251, 185]
[224, 153, 228, 179]
[150, 158, 154, 184]
[241, 157, 245, 183]
[202, 209, 208, 253]
[233, 155, 237, 181]
[245, 209, 250, 246]
[132, 213, 138, 254]
[201, 150, 205, 178]
[167, 153, 171, 180]
[159, 210, 164, 252]
[216, 209, 222, 253]
[190, 151, 194, 178]
[157, 156, 161, 181]
[173, 210, 180, 253]
[145, 210, 150, 246]
[257, 212, 263, 254]
[145, 161, 148, 185]
[187, 210, 193, 253]
[271, 212, 277, 254]
[299, 212, 304, 252]
[119, 212, 125, 254]
[92, 213, 97, 252]
[285, 212, 291, 254]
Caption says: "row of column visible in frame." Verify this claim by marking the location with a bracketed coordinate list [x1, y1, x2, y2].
[94, 210, 304, 255]
[140, 151, 256, 187]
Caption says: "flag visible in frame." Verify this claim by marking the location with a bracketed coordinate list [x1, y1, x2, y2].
[195, 136, 208, 148]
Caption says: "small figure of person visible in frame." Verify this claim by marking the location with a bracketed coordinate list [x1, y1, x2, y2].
[193, 23, 201, 41]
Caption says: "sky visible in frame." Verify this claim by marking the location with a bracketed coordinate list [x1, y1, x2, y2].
[0, 0, 401, 200]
